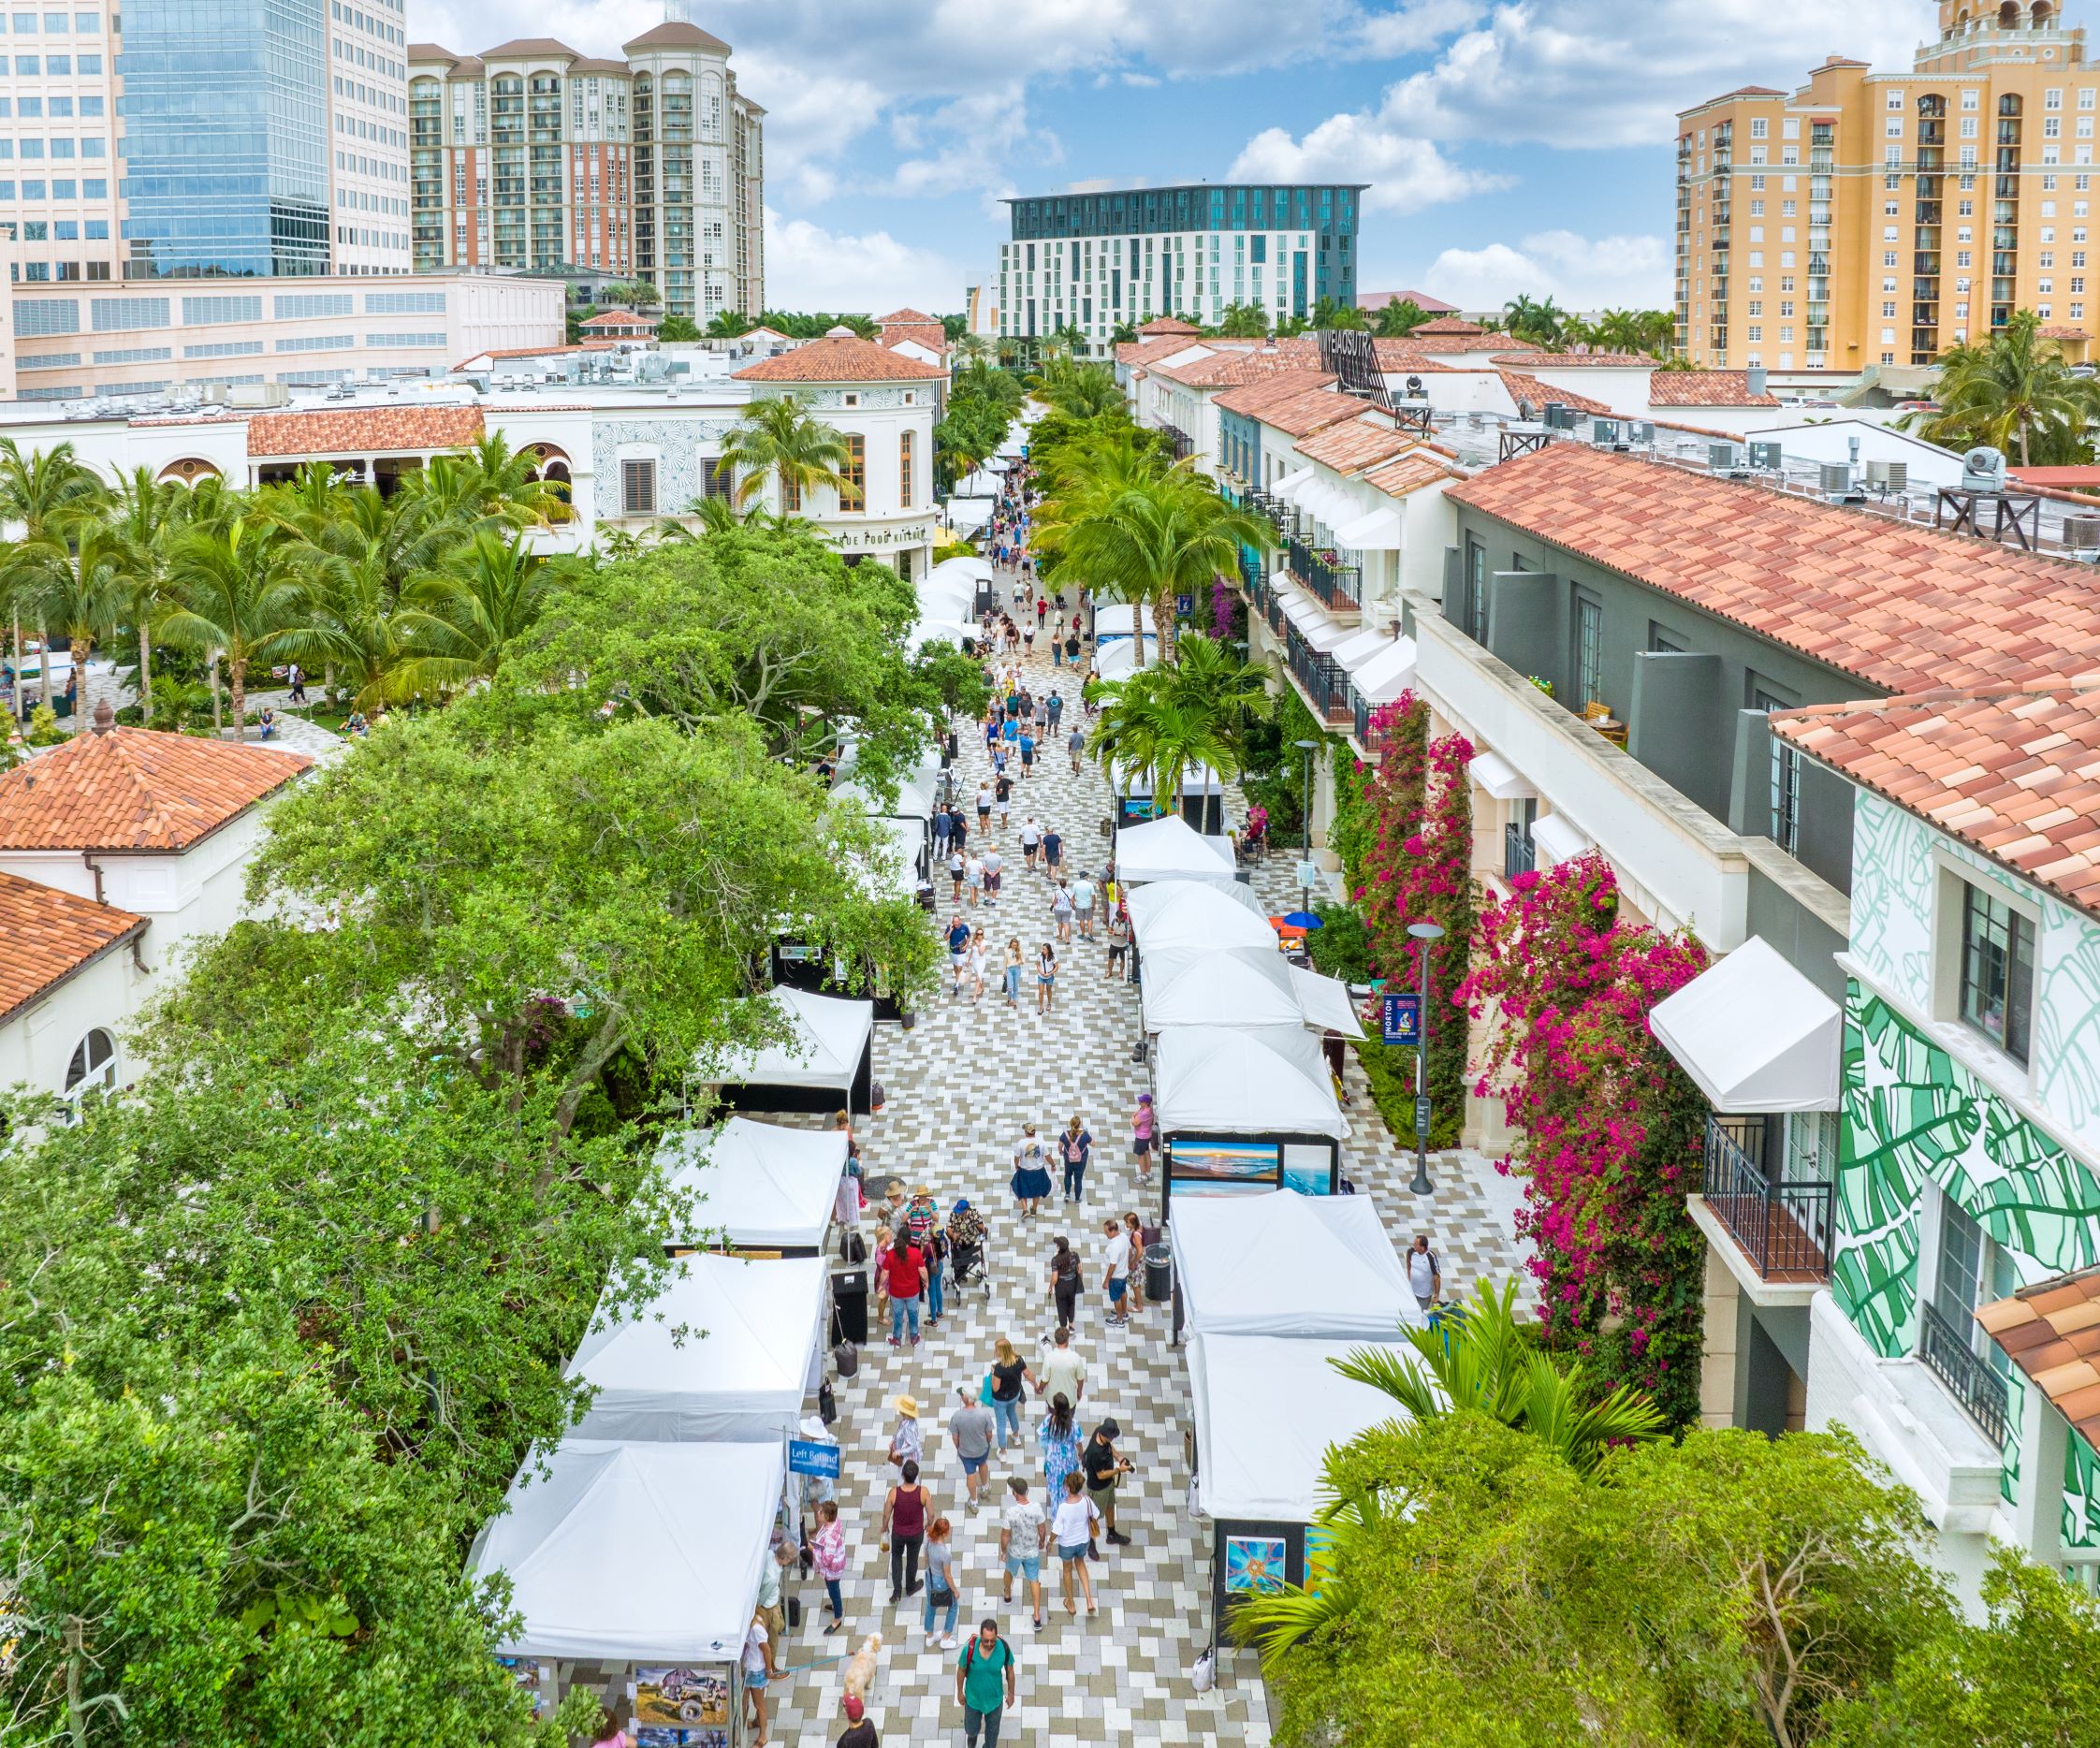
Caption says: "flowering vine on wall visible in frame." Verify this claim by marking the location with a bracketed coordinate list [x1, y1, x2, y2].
[1456, 852, 1712, 1428]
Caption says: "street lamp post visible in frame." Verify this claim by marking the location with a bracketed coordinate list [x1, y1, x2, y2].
[1407, 920, 1446, 1196]
[1293, 738, 1319, 897]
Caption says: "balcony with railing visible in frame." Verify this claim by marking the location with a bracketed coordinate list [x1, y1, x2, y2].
[1919, 1301, 2009, 1447]
[1286, 534, 1361, 615]
[1155, 419, 1194, 461]
[1284, 625, 1353, 726]
[1699, 1114, 1833, 1282]
[1503, 821, 1536, 881]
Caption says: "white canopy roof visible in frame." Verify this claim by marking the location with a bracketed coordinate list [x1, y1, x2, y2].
[907, 618, 979, 654]
[1649, 936, 1841, 1114]
[1094, 603, 1143, 636]
[661, 1115, 848, 1251]
[1126, 879, 1279, 953]
[1336, 505, 1405, 549]
[470, 1438, 785, 1663]
[945, 491, 997, 529]
[1171, 1188, 1420, 1337]
[568, 1253, 828, 1441]
[918, 576, 977, 619]
[1333, 626, 1393, 669]
[930, 554, 995, 584]
[1349, 634, 1418, 705]
[853, 814, 926, 900]
[1530, 809, 1590, 868]
[1276, 585, 1352, 652]
[835, 756, 941, 824]
[1190, 1334, 1413, 1521]
[1116, 814, 1238, 885]
[1153, 1025, 1346, 1140]
[1093, 636, 1161, 681]
[1468, 750, 1536, 801]
[707, 986, 872, 1093]
[1272, 464, 1317, 500]
[1140, 943, 1362, 1038]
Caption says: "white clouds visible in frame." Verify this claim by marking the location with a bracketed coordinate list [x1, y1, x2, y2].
[1415, 228, 1670, 312]
[1232, 113, 1508, 214]
[763, 212, 970, 314]
[1351, 0, 1483, 57]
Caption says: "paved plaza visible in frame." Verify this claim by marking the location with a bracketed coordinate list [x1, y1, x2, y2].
[760, 620, 1532, 1747]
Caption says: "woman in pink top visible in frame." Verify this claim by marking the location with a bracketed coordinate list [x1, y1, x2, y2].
[1130, 1092, 1155, 1184]
[811, 1497, 850, 1634]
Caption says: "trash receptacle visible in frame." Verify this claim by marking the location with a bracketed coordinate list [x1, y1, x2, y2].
[1144, 1242, 1173, 1304]
[831, 1268, 869, 1346]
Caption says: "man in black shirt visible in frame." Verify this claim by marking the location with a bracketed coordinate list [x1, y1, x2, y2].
[1082, 1418, 1133, 1557]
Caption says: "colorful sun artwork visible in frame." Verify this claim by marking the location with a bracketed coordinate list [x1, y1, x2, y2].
[1223, 1533, 1288, 1594]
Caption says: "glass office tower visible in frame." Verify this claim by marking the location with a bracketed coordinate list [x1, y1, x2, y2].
[118, 0, 329, 276]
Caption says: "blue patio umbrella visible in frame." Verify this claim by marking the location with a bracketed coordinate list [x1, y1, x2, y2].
[1277, 910, 1324, 930]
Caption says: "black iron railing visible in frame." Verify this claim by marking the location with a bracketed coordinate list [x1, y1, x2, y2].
[1699, 1114, 1833, 1280]
[1504, 821, 1536, 880]
[1920, 1301, 2009, 1447]
[1246, 489, 1294, 539]
[1352, 687, 1387, 757]
[1157, 420, 1193, 461]
[1287, 535, 1362, 613]
[1285, 626, 1352, 724]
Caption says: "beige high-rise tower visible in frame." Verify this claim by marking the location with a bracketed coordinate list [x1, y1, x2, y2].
[1677, 2, 2097, 372]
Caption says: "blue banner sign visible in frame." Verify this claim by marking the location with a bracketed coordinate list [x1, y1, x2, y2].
[788, 1439, 841, 1479]
[1381, 993, 1421, 1046]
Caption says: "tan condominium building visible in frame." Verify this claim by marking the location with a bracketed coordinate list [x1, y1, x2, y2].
[408, 24, 765, 323]
[1678, 1, 2100, 372]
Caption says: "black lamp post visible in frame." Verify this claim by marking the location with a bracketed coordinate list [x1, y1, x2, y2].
[1407, 920, 1445, 1196]
[1292, 738, 1319, 881]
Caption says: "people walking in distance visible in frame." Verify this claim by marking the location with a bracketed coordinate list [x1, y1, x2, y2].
[1036, 941, 1057, 1014]
[1050, 881, 1074, 945]
[1039, 1323, 1085, 1408]
[1105, 907, 1130, 977]
[987, 1336, 1030, 1450]
[811, 1499, 849, 1634]
[1051, 1472, 1101, 1617]
[999, 1479, 1048, 1632]
[1057, 1114, 1091, 1204]
[923, 1516, 960, 1647]
[1011, 1122, 1052, 1217]
[955, 1617, 1018, 1748]
[1071, 868, 1097, 940]
[1039, 1391, 1082, 1501]
[1003, 937, 1024, 1007]
[882, 1455, 930, 1602]
[949, 1383, 996, 1508]
[1101, 1217, 1131, 1329]
[1130, 1092, 1155, 1183]
[1082, 1418, 1134, 1554]
[1048, 1237, 1083, 1331]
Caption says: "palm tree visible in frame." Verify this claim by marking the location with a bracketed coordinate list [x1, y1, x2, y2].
[1371, 298, 1430, 340]
[1229, 1278, 1666, 1659]
[398, 528, 558, 693]
[106, 468, 185, 723]
[1087, 634, 1272, 813]
[0, 437, 105, 707]
[1503, 293, 1568, 348]
[1309, 295, 1367, 332]
[161, 517, 324, 740]
[12, 515, 129, 705]
[656, 314, 701, 342]
[715, 394, 850, 513]
[1915, 309, 2100, 465]
[453, 431, 559, 526]
[1032, 357, 1123, 421]
[1216, 301, 1270, 339]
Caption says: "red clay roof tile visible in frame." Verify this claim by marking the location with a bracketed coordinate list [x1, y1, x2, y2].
[733, 336, 946, 384]
[0, 872, 145, 1023]
[1976, 1268, 2100, 1449]
[0, 727, 312, 852]
[247, 405, 486, 459]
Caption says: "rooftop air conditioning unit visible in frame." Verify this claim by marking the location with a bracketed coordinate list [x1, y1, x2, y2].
[1748, 441, 1784, 472]
[1961, 444, 2008, 492]
[1592, 417, 1622, 447]
[1628, 420, 1656, 445]
[1543, 401, 1571, 430]
[1708, 440, 1744, 473]
[1865, 459, 1910, 492]
[2064, 514, 2100, 552]
[1820, 461, 1865, 503]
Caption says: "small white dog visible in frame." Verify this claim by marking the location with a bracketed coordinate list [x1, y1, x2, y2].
[840, 1631, 882, 1712]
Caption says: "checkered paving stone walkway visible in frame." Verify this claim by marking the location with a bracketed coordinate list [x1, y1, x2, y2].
[762, 595, 1530, 1747]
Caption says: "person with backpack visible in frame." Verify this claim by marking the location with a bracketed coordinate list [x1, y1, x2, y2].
[1407, 1233, 1442, 1312]
[955, 1616, 1017, 1747]
[1057, 1114, 1092, 1205]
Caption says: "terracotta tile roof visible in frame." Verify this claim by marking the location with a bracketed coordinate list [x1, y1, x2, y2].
[0, 727, 313, 852]
[1210, 371, 1340, 420]
[482, 36, 580, 57]
[1114, 338, 1254, 367]
[1443, 444, 2100, 696]
[581, 310, 656, 328]
[1411, 316, 1486, 336]
[1294, 415, 1418, 476]
[1358, 288, 1459, 314]
[1493, 350, 1654, 368]
[2041, 324, 2093, 341]
[876, 308, 940, 327]
[0, 872, 145, 1024]
[1410, 330, 1538, 355]
[1976, 1268, 2100, 1450]
[1242, 384, 1365, 440]
[1139, 316, 1203, 336]
[1146, 341, 1323, 387]
[1646, 370, 1783, 408]
[1370, 342, 1451, 372]
[877, 324, 949, 357]
[1772, 683, 2100, 915]
[1497, 369, 1613, 417]
[247, 405, 486, 459]
[409, 40, 461, 63]
[570, 57, 629, 75]
[622, 20, 732, 52]
[1364, 450, 1464, 501]
[733, 336, 947, 384]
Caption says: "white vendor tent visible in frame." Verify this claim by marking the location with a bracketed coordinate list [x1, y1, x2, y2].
[1126, 879, 1277, 951]
[659, 1115, 847, 1252]
[1171, 1188, 1420, 1338]
[918, 576, 978, 620]
[1153, 1025, 1346, 1141]
[470, 1438, 785, 1663]
[706, 985, 875, 1113]
[1116, 815, 1238, 886]
[1093, 636, 1163, 682]
[930, 554, 995, 586]
[567, 1253, 828, 1441]
[854, 813, 928, 901]
[1140, 943, 1363, 1039]
[1649, 935, 1842, 1114]
[907, 618, 981, 654]
[1189, 1333, 1413, 1521]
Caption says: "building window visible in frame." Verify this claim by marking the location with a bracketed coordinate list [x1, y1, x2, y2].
[1573, 592, 1603, 708]
[1463, 536, 1487, 640]
[620, 458, 656, 517]
[839, 434, 866, 512]
[1958, 881, 2035, 1065]
[63, 1027, 114, 1100]
[1770, 738, 1802, 854]
[1932, 1193, 2017, 1383]
[898, 429, 914, 510]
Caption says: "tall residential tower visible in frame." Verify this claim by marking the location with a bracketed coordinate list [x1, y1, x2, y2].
[408, 25, 765, 321]
[1677, 2, 2096, 371]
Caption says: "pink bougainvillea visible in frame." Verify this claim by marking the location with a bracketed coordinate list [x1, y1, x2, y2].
[1455, 852, 1712, 1427]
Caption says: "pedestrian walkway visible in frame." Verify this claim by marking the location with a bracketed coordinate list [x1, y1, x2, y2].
[765, 590, 1531, 1747]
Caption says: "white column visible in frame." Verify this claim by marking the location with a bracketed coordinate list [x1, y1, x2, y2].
[2012, 1377, 2067, 1567]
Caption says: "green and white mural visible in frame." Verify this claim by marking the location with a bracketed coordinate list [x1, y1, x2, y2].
[1837, 795, 2100, 1551]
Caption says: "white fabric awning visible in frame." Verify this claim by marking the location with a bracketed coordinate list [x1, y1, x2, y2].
[1336, 505, 1405, 549]
[1649, 936, 1841, 1114]
[568, 1254, 827, 1442]
[1094, 603, 1142, 636]
[1190, 1334, 1415, 1522]
[1468, 750, 1537, 801]
[1272, 465, 1317, 500]
[1349, 635, 1419, 704]
[1126, 879, 1279, 953]
[469, 1439, 785, 1662]
[1154, 1025, 1346, 1140]
[917, 577, 977, 619]
[1116, 815, 1238, 885]
[1279, 588, 1352, 652]
[1291, 964, 1366, 1039]
[1530, 810, 1591, 868]
[660, 1116, 848, 1250]
[1142, 943, 1305, 1031]
[706, 987, 872, 1093]
[853, 813, 926, 900]
[1295, 478, 1347, 528]
[1333, 627, 1393, 668]
[1094, 636, 1162, 681]
[1171, 1189, 1421, 1337]
[929, 555, 994, 585]
[906, 618, 978, 654]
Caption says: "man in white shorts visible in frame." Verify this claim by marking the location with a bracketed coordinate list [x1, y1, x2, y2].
[1019, 817, 1042, 870]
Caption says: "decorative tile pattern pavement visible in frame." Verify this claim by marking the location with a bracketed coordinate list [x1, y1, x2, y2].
[760, 605, 1530, 1747]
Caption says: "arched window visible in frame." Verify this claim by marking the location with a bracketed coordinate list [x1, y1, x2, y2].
[1999, 1, 2022, 29]
[2034, 0, 2054, 25]
[64, 1027, 115, 1100]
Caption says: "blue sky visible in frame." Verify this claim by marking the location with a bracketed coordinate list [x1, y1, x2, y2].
[424, 0, 1942, 314]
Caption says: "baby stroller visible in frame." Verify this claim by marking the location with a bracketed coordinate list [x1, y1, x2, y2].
[946, 1198, 991, 1296]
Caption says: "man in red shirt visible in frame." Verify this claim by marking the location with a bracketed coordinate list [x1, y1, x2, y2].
[885, 1235, 926, 1347]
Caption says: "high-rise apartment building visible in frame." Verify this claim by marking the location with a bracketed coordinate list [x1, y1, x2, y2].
[994, 182, 1364, 353]
[407, 24, 765, 321]
[1678, 2, 2098, 371]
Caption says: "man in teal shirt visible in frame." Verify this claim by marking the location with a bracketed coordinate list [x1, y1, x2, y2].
[955, 1616, 1016, 1747]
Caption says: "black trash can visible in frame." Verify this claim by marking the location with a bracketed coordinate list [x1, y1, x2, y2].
[1144, 1242, 1173, 1304]
[832, 1268, 869, 1346]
